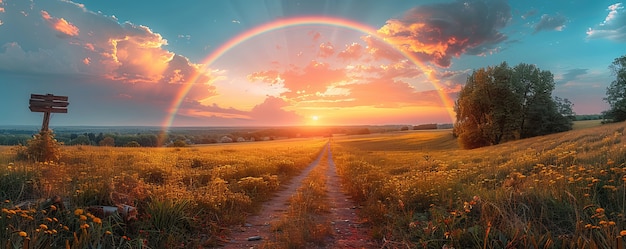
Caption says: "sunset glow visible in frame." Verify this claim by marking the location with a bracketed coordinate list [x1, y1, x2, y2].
[0, 0, 621, 127]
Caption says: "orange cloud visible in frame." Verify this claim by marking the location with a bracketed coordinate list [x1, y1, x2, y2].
[375, 0, 510, 67]
[40, 10, 79, 37]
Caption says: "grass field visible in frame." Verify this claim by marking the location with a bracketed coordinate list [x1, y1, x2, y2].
[332, 121, 626, 248]
[0, 138, 326, 248]
[1, 119, 622, 248]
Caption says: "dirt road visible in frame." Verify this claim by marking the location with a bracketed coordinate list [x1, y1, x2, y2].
[223, 141, 374, 248]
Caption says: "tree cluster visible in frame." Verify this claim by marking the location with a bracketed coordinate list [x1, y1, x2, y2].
[454, 62, 574, 149]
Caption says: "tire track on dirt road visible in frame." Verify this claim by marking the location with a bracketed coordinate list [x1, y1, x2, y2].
[223, 141, 375, 249]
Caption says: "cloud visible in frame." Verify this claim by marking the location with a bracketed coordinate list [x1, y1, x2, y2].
[41, 10, 80, 37]
[521, 9, 537, 20]
[533, 13, 567, 33]
[318, 42, 335, 58]
[557, 68, 588, 84]
[249, 60, 346, 99]
[0, 0, 216, 105]
[249, 96, 304, 125]
[587, 3, 626, 42]
[337, 42, 364, 61]
[375, 0, 511, 67]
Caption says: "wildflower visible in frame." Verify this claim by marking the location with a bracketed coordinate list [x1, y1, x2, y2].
[80, 223, 90, 229]
[596, 208, 605, 213]
[39, 224, 48, 230]
[18, 231, 27, 237]
[74, 209, 83, 216]
[105, 231, 112, 235]
[79, 215, 87, 221]
[620, 230, 626, 236]
[92, 217, 102, 224]
[50, 205, 57, 211]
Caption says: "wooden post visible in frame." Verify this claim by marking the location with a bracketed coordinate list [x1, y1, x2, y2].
[29, 93, 69, 132]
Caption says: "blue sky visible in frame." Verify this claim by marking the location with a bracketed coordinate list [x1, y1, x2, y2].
[0, 0, 624, 127]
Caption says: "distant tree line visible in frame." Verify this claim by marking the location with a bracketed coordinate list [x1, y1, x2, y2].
[454, 62, 574, 149]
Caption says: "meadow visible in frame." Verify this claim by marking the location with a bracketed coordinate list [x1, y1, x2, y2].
[0, 138, 326, 248]
[2, 120, 625, 248]
[332, 121, 626, 248]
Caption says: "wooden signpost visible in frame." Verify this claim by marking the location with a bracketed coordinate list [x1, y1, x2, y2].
[29, 94, 69, 132]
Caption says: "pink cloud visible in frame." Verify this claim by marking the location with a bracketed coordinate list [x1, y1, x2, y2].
[318, 42, 335, 58]
[249, 96, 304, 125]
[248, 60, 346, 99]
[337, 42, 364, 61]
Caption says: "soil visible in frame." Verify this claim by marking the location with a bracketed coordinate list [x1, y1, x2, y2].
[221, 141, 376, 249]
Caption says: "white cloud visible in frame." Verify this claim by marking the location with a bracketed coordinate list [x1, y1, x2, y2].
[587, 3, 626, 42]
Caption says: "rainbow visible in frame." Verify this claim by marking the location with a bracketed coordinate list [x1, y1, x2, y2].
[163, 15, 456, 131]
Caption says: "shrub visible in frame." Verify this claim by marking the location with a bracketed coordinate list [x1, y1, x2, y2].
[17, 131, 62, 162]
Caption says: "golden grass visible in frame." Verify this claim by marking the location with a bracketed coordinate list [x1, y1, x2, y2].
[0, 138, 327, 247]
[263, 147, 332, 248]
[333, 121, 626, 248]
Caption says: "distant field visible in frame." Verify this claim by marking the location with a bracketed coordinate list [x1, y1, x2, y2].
[572, 119, 603, 130]
[332, 121, 626, 248]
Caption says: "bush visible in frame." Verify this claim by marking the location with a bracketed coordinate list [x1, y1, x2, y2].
[16, 131, 62, 162]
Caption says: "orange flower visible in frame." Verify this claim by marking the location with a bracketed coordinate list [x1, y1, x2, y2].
[620, 230, 626, 236]
[18, 231, 27, 237]
[92, 217, 102, 224]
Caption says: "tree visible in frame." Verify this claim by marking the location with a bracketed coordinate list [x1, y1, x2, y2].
[455, 62, 573, 149]
[68, 135, 91, 145]
[99, 136, 115, 147]
[455, 62, 520, 149]
[603, 55, 626, 122]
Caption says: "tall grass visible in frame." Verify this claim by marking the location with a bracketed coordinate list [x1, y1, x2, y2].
[263, 146, 332, 248]
[0, 138, 327, 247]
[333, 123, 626, 248]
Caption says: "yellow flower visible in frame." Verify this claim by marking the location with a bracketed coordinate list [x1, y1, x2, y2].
[18, 231, 27, 237]
[74, 209, 83, 216]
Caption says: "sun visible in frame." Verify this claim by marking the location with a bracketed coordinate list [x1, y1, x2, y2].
[312, 115, 319, 121]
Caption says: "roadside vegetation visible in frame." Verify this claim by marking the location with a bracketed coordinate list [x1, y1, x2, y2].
[263, 148, 332, 248]
[0, 138, 326, 248]
[333, 121, 626, 248]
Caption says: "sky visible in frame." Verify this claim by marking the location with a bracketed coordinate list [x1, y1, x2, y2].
[0, 0, 624, 127]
